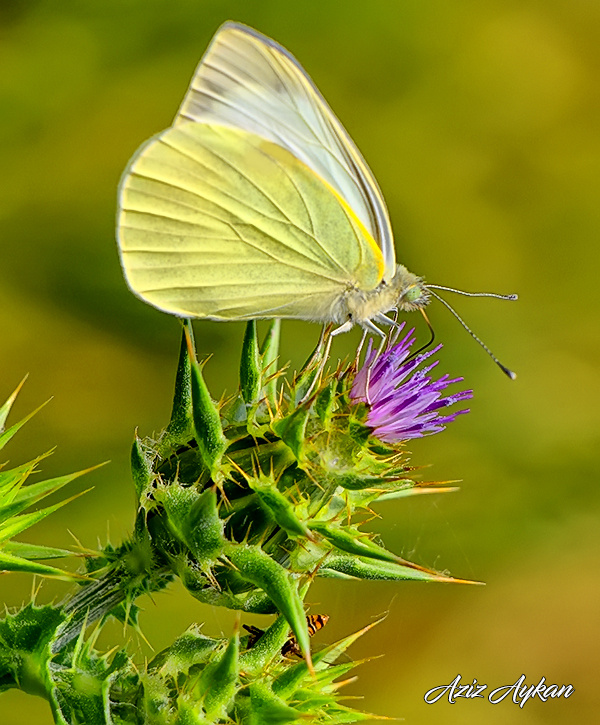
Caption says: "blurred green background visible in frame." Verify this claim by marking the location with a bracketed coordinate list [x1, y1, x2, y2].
[1, 0, 599, 722]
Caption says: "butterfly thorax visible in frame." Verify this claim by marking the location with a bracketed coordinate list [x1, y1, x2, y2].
[336, 264, 429, 327]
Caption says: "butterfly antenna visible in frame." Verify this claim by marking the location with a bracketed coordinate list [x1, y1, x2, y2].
[427, 289, 517, 380]
[427, 284, 518, 302]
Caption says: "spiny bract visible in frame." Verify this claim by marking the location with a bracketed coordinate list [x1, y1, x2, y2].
[131, 322, 469, 664]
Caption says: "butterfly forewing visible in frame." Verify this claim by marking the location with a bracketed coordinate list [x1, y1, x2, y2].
[118, 122, 384, 320]
[175, 22, 396, 280]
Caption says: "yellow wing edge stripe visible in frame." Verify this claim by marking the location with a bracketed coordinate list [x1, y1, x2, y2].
[314, 170, 385, 286]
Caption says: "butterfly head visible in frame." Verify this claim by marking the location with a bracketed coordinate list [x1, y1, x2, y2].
[392, 266, 430, 313]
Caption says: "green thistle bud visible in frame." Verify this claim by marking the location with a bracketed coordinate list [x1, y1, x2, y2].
[165, 322, 196, 447]
[240, 320, 261, 407]
[183, 325, 228, 480]
[0, 318, 478, 724]
[128, 323, 468, 647]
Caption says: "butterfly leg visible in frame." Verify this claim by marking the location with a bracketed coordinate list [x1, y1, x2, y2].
[354, 328, 369, 367]
[358, 320, 389, 405]
[330, 319, 354, 337]
[299, 324, 334, 403]
[354, 309, 402, 368]
[303, 323, 331, 369]
[331, 316, 382, 353]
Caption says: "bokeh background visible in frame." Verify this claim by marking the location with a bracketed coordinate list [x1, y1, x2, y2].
[1, 1, 599, 722]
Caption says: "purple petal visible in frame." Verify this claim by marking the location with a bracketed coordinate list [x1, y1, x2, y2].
[350, 334, 473, 443]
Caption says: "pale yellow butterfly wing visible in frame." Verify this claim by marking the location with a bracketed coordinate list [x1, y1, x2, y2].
[175, 22, 396, 280]
[118, 122, 384, 320]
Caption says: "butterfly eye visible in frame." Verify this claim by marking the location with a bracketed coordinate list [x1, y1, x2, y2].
[403, 285, 424, 304]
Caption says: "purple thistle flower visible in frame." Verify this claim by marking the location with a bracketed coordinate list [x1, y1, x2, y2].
[350, 323, 473, 443]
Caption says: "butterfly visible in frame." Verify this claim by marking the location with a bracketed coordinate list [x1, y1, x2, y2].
[116, 21, 516, 375]
[116, 21, 429, 342]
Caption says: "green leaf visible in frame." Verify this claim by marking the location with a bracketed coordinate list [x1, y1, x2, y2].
[330, 472, 412, 492]
[0, 459, 38, 501]
[0, 469, 93, 529]
[1, 541, 73, 560]
[314, 380, 336, 427]
[156, 484, 198, 544]
[0, 602, 67, 696]
[273, 619, 380, 702]
[375, 483, 459, 502]
[0, 550, 79, 579]
[291, 332, 328, 406]
[47, 618, 134, 724]
[0, 489, 88, 543]
[0, 383, 98, 582]
[313, 618, 381, 672]
[0, 377, 27, 431]
[12, 464, 102, 506]
[0, 400, 49, 452]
